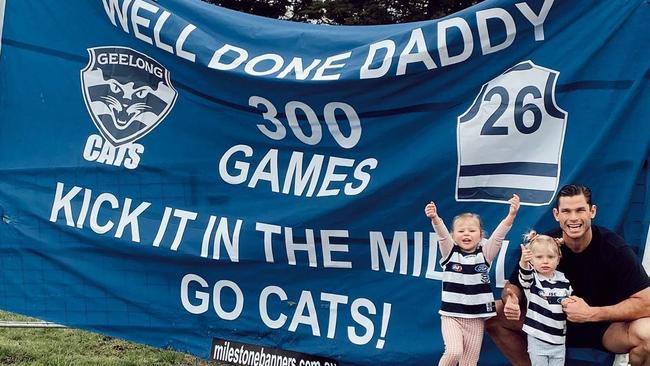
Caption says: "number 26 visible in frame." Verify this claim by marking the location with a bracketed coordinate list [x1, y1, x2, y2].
[480, 85, 543, 135]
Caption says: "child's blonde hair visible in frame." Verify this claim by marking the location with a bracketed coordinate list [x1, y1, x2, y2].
[523, 230, 564, 257]
[452, 213, 487, 238]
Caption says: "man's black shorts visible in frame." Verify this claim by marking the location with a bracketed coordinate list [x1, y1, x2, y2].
[567, 321, 610, 351]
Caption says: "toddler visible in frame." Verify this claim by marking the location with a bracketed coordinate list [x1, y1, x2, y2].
[519, 231, 573, 366]
[424, 194, 519, 366]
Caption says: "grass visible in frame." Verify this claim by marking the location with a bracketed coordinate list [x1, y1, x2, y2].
[0, 311, 215, 366]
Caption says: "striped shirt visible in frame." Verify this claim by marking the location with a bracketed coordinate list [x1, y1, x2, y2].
[439, 245, 496, 318]
[519, 266, 572, 345]
[432, 218, 511, 318]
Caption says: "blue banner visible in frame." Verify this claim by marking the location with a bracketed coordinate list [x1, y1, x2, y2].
[0, 0, 649, 365]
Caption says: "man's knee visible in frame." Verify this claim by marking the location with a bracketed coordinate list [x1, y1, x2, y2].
[485, 317, 498, 335]
[629, 318, 650, 350]
[485, 302, 504, 336]
[605, 318, 650, 355]
[485, 315, 507, 336]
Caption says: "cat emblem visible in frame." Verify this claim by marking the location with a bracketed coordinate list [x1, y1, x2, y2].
[80, 46, 177, 146]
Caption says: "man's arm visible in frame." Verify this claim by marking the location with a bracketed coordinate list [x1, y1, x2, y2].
[564, 287, 650, 323]
[502, 281, 524, 302]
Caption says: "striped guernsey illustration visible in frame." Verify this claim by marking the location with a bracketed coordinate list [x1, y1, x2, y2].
[456, 60, 567, 206]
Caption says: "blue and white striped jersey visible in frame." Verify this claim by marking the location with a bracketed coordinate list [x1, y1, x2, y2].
[439, 245, 496, 318]
[519, 266, 572, 345]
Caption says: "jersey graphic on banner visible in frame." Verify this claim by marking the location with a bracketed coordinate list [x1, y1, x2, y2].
[80, 46, 178, 147]
[456, 60, 567, 206]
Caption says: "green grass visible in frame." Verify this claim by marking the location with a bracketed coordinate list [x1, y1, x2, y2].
[0, 311, 215, 366]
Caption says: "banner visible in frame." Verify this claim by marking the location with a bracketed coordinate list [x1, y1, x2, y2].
[1, 0, 648, 364]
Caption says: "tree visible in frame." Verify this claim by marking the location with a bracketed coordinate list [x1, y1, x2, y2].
[208, 0, 292, 19]
[203, 0, 483, 25]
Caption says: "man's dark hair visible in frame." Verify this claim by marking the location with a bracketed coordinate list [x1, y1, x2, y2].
[555, 184, 593, 208]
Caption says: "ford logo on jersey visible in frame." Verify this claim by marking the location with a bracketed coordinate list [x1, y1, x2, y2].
[80, 47, 178, 146]
[474, 264, 489, 273]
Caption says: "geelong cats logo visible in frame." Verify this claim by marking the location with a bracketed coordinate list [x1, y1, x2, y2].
[80, 46, 177, 169]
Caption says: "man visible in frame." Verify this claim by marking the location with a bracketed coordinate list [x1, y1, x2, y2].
[486, 184, 650, 366]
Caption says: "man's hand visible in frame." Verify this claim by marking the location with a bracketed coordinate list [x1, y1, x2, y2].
[424, 202, 439, 220]
[562, 295, 598, 322]
[504, 293, 521, 320]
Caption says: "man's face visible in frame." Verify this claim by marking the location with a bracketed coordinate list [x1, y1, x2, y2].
[552, 194, 596, 241]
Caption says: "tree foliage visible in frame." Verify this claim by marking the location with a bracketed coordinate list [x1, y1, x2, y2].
[203, 0, 483, 25]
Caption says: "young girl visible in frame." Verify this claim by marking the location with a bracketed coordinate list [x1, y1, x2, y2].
[424, 194, 519, 366]
[518, 231, 572, 366]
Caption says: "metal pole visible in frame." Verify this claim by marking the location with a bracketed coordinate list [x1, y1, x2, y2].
[0, 320, 66, 328]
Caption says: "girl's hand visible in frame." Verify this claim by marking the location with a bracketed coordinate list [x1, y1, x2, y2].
[424, 201, 438, 220]
[519, 243, 532, 268]
[502, 194, 520, 226]
[508, 194, 520, 217]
